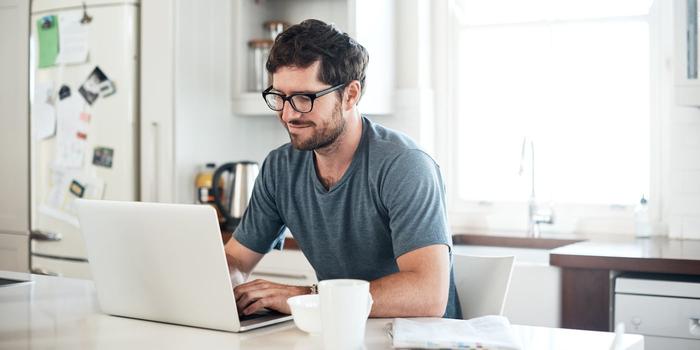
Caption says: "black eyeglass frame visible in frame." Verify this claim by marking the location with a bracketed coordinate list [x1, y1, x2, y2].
[261, 83, 346, 113]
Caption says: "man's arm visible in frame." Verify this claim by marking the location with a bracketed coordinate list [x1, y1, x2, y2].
[224, 236, 264, 286]
[225, 236, 309, 315]
[368, 244, 450, 317]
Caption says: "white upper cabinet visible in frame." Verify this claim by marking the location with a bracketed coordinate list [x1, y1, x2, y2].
[231, 0, 395, 116]
[675, 0, 700, 106]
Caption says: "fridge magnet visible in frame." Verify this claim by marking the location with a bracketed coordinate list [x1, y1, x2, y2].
[69, 179, 85, 197]
[58, 85, 71, 100]
[99, 80, 116, 97]
[92, 147, 114, 168]
[78, 66, 115, 105]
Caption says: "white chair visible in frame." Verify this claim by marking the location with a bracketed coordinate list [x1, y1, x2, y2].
[453, 253, 515, 319]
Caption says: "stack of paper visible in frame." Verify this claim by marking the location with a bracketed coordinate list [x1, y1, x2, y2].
[388, 315, 522, 350]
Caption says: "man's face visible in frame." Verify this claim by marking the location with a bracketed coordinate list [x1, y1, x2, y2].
[271, 61, 345, 151]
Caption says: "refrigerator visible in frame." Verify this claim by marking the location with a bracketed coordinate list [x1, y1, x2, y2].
[29, 0, 139, 278]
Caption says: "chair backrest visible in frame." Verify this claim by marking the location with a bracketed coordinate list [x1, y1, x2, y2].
[453, 253, 515, 320]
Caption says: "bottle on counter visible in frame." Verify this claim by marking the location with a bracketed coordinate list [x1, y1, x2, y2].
[195, 163, 217, 204]
[634, 195, 651, 238]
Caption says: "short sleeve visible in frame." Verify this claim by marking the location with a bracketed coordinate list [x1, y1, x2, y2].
[380, 150, 452, 258]
[234, 155, 286, 254]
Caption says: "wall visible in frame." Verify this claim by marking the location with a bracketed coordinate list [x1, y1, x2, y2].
[658, 1, 700, 239]
[169, 0, 435, 204]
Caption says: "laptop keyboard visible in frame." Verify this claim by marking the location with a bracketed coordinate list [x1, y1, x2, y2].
[239, 309, 284, 322]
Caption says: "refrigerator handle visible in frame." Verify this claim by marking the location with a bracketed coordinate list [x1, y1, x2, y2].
[31, 267, 61, 277]
[151, 121, 160, 202]
[30, 230, 63, 242]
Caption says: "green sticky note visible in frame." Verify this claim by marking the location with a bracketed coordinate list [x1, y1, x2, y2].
[37, 15, 59, 68]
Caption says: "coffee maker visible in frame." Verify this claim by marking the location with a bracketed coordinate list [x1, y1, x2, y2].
[211, 161, 259, 232]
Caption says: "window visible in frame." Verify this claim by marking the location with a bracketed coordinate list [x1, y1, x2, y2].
[446, 0, 656, 233]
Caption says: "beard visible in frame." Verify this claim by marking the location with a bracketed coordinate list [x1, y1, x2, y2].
[284, 103, 346, 151]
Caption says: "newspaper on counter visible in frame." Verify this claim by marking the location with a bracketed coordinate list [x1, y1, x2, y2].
[388, 315, 522, 350]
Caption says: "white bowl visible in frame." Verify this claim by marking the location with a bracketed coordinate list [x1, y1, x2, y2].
[287, 294, 322, 334]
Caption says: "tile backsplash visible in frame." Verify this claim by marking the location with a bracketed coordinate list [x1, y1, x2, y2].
[667, 108, 700, 239]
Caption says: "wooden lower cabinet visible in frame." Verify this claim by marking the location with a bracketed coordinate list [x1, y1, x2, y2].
[561, 268, 611, 331]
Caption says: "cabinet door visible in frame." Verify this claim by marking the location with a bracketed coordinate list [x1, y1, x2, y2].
[140, 0, 175, 202]
[675, 0, 700, 105]
[0, 233, 29, 272]
[0, 0, 29, 234]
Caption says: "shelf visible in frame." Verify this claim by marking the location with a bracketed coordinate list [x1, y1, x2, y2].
[231, 0, 394, 116]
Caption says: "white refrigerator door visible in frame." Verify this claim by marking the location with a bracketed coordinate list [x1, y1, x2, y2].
[30, 0, 139, 278]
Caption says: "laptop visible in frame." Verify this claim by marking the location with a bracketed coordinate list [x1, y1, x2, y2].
[75, 199, 292, 332]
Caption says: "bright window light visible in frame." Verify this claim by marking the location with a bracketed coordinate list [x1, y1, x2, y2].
[455, 2, 650, 205]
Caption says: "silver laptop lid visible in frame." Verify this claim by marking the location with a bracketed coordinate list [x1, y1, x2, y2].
[76, 200, 241, 332]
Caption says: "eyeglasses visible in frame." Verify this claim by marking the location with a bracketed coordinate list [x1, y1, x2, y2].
[262, 83, 346, 113]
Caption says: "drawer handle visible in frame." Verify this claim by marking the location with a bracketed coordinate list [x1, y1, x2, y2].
[690, 318, 700, 336]
[30, 230, 62, 242]
[31, 267, 61, 277]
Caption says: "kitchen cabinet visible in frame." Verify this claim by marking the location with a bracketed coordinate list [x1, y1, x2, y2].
[675, 0, 700, 106]
[0, 234, 29, 273]
[231, 0, 395, 116]
[250, 249, 317, 286]
[140, 0, 176, 203]
[141, 0, 246, 204]
[550, 238, 700, 332]
[0, 0, 30, 272]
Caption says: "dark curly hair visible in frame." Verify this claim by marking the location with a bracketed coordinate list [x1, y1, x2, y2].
[266, 19, 369, 101]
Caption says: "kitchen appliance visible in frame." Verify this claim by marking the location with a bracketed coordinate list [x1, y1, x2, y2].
[75, 199, 293, 332]
[615, 273, 700, 349]
[211, 162, 259, 232]
[29, 0, 139, 278]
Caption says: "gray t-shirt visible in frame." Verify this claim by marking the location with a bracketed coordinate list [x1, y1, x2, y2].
[235, 117, 461, 319]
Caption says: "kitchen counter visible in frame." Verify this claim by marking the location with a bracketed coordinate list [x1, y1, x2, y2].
[547, 236, 700, 332]
[550, 237, 700, 275]
[0, 271, 644, 350]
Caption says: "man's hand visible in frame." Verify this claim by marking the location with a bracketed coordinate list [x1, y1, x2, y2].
[234, 279, 309, 315]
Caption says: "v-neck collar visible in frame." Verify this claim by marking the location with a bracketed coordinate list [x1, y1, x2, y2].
[309, 117, 368, 194]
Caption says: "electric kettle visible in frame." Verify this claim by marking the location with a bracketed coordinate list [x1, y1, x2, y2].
[211, 161, 259, 232]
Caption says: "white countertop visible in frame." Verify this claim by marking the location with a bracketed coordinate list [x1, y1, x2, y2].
[0, 271, 644, 350]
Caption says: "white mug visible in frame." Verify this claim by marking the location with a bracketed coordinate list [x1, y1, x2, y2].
[319, 279, 373, 350]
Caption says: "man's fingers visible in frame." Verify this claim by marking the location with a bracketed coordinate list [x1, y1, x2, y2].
[232, 279, 303, 315]
[236, 287, 280, 313]
[234, 279, 270, 301]
[243, 298, 268, 315]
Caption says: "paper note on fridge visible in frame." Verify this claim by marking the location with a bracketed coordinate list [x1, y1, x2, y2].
[37, 15, 59, 68]
[55, 95, 88, 169]
[42, 168, 105, 227]
[55, 12, 89, 65]
[33, 81, 56, 140]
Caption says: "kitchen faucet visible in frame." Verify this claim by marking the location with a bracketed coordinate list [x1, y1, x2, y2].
[519, 137, 554, 238]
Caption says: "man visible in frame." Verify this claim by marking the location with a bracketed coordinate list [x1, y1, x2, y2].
[225, 19, 461, 319]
